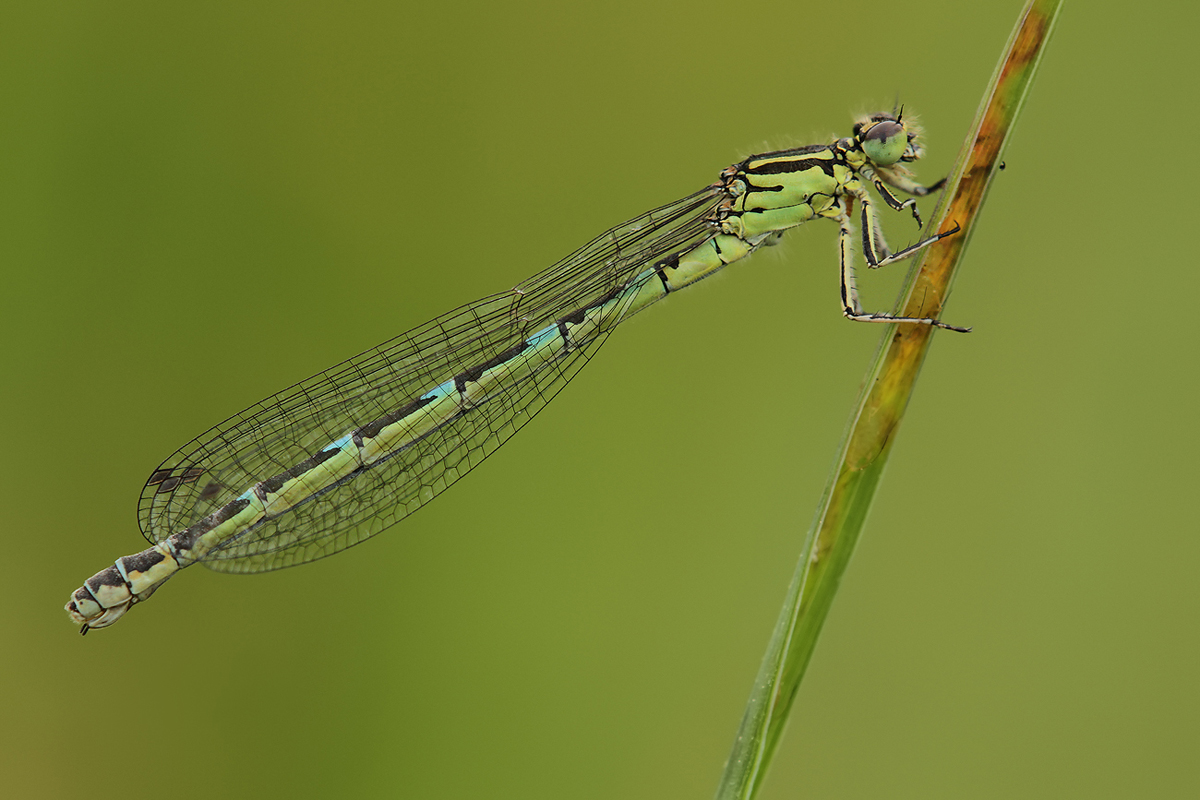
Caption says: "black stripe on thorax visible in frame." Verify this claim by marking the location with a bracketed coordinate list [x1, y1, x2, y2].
[743, 154, 843, 178]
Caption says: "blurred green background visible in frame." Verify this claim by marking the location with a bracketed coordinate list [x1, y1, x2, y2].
[4, 2, 1196, 798]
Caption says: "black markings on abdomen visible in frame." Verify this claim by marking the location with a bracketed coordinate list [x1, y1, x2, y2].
[454, 339, 532, 392]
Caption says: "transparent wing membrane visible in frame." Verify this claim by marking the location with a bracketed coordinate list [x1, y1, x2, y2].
[137, 188, 721, 572]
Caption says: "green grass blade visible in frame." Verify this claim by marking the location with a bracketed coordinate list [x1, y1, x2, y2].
[714, 3, 1063, 798]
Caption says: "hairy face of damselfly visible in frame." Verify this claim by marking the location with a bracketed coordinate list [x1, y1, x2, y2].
[854, 112, 926, 167]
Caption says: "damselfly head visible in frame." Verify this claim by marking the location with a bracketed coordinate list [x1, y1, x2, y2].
[854, 112, 926, 167]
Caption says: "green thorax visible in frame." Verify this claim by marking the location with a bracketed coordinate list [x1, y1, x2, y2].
[717, 141, 856, 240]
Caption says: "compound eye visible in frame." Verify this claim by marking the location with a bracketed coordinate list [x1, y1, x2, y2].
[861, 120, 907, 166]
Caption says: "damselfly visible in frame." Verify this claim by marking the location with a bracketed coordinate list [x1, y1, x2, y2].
[66, 111, 966, 633]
